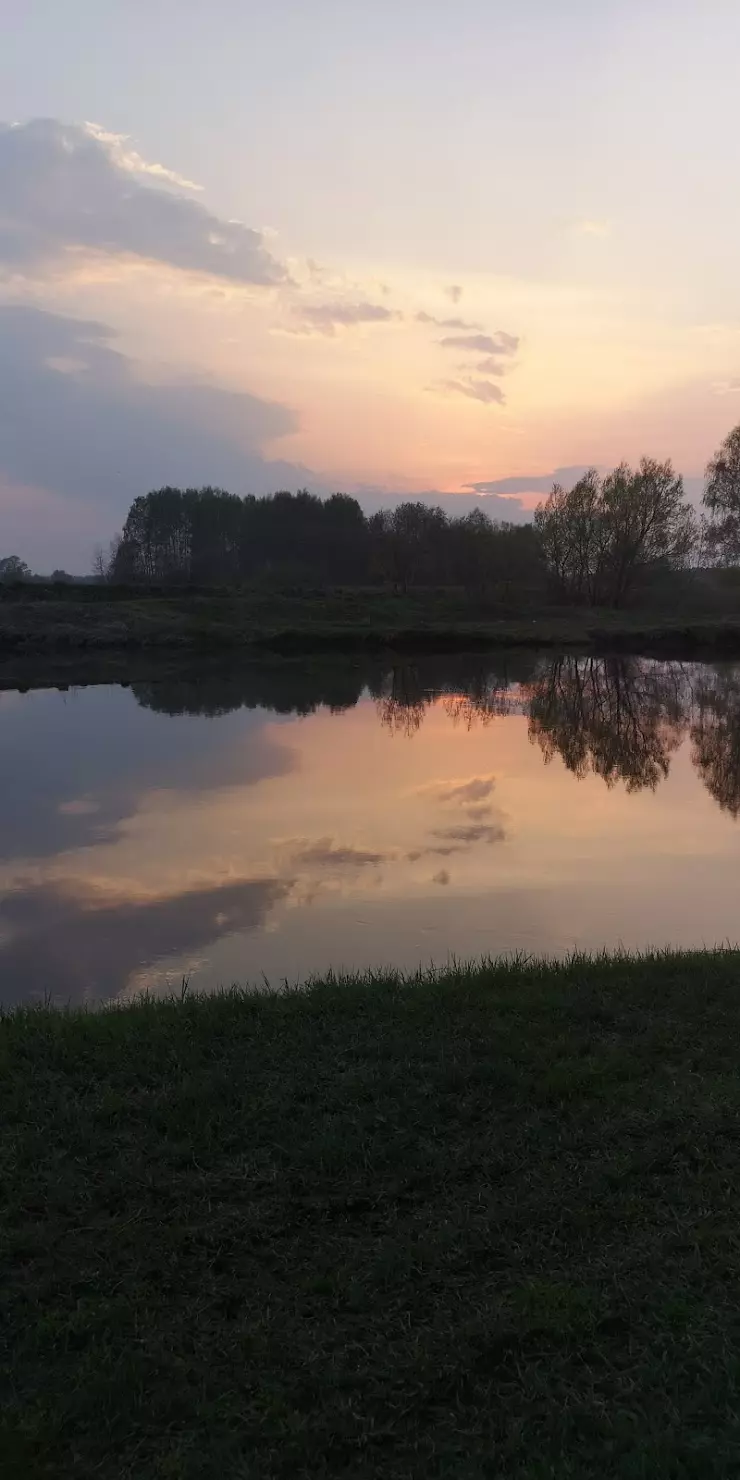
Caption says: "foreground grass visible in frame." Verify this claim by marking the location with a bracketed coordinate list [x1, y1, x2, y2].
[4, 951, 740, 1477]
[3, 583, 740, 667]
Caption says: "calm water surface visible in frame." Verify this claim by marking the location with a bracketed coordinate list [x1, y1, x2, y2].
[3, 651, 740, 1006]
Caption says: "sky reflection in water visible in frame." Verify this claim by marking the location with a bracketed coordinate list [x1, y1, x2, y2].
[2, 652, 740, 1006]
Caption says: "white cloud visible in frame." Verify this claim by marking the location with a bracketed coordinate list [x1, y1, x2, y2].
[422, 775, 497, 804]
[83, 122, 203, 190]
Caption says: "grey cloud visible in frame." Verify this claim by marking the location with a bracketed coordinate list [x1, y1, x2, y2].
[432, 775, 496, 805]
[0, 119, 286, 284]
[475, 357, 509, 376]
[406, 843, 465, 860]
[443, 285, 463, 303]
[289, 837, 390, 868]
[293, 301, 402, 336]
[0, 306, 315, 556]
[432, 869, 450, 886]
[466, 466, 706, 511]
[466, 803, 493, 821]
[416, 311, 480, 330]
[354, 488, 529, 523]
[437, 378, 506, 405]
[433, 822, 507, 846]
[440, 332, 519, 355]
[406, 804, 507, 859]
[466, 467, 594, 496]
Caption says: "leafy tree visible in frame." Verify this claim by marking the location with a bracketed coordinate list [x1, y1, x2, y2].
[0, 555, 31, 582]
[535, 461, 697, 606]
[603, 459, 698, 606]
[702, 424, 740, 563]
[108, 486, 542, 593]
[382, 503, 449, 591]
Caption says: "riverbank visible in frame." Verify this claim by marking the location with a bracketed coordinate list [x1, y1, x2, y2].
[4, 950, 740, 1477]
[2, 585, 740, 671]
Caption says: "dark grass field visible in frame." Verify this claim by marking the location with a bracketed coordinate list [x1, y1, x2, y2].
[3, 582, 740, 665]
[4, 951, 740, 1477]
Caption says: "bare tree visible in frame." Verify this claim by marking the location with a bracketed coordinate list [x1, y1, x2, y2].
[91, 544, 109, 581]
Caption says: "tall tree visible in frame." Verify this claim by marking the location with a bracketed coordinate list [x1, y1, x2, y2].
[702, 424, 740, 563]
[535, 460, 697, 606]
[0, 555, 30, 582]
[108, 486, 542, 592]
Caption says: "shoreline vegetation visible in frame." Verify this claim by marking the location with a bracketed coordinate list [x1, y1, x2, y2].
[7, 427, 740, 676]
[5, 949, 740, 1476]
[4, 583, 740, 681]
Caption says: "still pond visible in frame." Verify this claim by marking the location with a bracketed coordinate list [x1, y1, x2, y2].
[2, 650, 740, 1006]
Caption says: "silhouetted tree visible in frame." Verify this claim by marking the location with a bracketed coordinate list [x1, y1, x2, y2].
[109, 485, 544, 593]
[0, 555, 30, 582]
[448, 508, 498, 592]
[535, 461, 698, 606]
[376, 503, 450, 590]
[702, 424, 740, 564]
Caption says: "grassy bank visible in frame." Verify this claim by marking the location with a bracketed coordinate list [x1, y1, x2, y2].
[3, 584, 740, 666]
[4, 951, 740, 1477]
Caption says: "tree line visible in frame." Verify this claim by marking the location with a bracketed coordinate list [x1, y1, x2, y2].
[129, 651, 740, 819]
[5, 422, 740, 604]
[100, 487, 540, 596]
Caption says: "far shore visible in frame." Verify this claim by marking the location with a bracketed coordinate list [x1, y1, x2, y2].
[2, 585, 740, 685]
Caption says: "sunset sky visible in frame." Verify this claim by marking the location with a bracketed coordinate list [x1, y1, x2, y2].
[2, 0, 740, 568]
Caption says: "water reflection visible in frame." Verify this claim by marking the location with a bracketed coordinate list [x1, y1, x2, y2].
[132, 653, 740, 814]
[3, 652, 740, 1005]
[0, 684, 294, 862]
[526, 657, 688, 793]
[1, 875, 287, 1004]
[690, 668, 740, 819]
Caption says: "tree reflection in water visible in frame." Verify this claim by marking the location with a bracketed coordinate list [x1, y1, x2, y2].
[130, 653, 740, 819]
[690, 667, 740, 818]
[525, 656, 689, 792]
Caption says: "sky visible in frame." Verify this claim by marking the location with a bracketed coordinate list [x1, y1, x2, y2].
[2, 0, 740, 569]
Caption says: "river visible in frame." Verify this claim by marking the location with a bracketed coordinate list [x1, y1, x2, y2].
[2, 650, 739, 1005]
